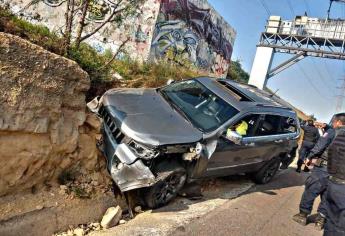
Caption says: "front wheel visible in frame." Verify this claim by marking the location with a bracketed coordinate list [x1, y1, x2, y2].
[143, 162, 186, 209]
[252, 158, 280, 184]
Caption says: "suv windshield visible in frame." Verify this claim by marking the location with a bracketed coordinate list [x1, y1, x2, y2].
[160, 80, 239, 132]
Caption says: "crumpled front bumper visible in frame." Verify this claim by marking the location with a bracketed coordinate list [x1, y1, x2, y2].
[101, 124, 156, 192]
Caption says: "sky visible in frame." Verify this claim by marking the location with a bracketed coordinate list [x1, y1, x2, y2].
[208, 0, 345, 122]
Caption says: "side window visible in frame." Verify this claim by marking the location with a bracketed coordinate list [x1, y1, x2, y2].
[255, 115, 281, 136]
[281, 116, 297, 134]
[229, 114, 261, 137]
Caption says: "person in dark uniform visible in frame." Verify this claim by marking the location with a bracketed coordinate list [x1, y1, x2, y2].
[293, 122, 336, 230]
[297, 120, 320, 172]
[324, 113, 345, 236]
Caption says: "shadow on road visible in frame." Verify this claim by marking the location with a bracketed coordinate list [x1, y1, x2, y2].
[151, 166, 309, 214]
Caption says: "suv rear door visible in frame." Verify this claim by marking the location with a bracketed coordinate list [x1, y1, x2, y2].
[252, 114, 299, 164]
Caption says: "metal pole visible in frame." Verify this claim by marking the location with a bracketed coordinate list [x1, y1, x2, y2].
[327, 0, 334, 20]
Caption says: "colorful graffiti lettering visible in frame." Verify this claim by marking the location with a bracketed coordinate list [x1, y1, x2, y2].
[212, 54, 229, 77]
[86, 0, 112, 22]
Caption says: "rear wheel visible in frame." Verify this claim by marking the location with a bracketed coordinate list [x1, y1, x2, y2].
[143, 162, 186, 209]
[252, 158, 280, 184]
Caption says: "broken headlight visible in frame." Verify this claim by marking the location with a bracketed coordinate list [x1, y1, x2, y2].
[128, 141, 159, 160]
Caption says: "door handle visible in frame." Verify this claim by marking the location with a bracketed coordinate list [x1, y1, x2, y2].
[275, 140, 284, 143]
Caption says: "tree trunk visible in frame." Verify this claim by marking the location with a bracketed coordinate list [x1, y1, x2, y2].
[98, 38, 130, 70]
[75, 0, 90, 49]
[63, 0, 75, 55]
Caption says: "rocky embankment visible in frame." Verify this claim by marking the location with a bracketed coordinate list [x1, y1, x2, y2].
[0, 32, 102, 196]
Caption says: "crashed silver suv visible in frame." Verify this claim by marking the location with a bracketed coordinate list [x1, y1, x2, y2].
[88, 77, 300, 208]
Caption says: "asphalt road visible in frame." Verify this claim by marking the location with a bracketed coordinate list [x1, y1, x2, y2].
[171, 168, 323, 236]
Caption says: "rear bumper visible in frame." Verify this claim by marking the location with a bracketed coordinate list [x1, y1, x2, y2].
[101, 124, 155, 192]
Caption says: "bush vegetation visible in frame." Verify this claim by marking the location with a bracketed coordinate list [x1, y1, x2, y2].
[0, 6, 249, 100]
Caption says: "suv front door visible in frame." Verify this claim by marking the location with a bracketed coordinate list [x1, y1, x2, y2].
[203, 114, 264, 177]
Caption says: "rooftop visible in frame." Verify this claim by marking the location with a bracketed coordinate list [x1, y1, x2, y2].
[197, 77, 293, 112]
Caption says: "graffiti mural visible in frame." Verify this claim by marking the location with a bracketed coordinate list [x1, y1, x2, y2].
[43, 0, 66, 7]
[5, 0, 161, 61]
[86, 0, 113, 22]
[3, 0, 235, 76]
[150, 0, 236, 77]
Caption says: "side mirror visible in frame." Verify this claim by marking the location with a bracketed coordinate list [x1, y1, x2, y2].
[167, 79, 175, 85]
[223, 130, 243, 145]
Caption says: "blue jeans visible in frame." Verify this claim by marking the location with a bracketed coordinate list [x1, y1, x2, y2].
[324, 180, 345, 236]
[300, 166, 329, 216]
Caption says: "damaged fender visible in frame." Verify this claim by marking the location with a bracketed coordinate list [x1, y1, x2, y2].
[103, 121, 156, 192]
[190, 139, 218, 178]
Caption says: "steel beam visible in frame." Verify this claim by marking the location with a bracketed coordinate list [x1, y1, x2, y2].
[259, 32, 345, 60]
[268, 52, 306, 78]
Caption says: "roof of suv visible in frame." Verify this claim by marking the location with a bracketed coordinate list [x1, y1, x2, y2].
[196, 77, 295, 113]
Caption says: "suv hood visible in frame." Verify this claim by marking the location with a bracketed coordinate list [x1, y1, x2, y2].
[101, 88, 203, 146]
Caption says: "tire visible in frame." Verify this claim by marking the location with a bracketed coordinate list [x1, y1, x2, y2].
[252, 158, 280, 184]
[143, 162, 186, 209]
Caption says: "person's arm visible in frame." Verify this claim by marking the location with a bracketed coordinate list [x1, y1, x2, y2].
[306, 129, 335, 160]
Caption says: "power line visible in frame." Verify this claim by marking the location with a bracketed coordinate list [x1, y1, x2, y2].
[310, 58, 337, 94]
[323, 60, 337, 83]
[258, 0, 271, 16]
[297, 64, 333, 101]
[303, 0, 311, 15]
[286, 0, 295, 16]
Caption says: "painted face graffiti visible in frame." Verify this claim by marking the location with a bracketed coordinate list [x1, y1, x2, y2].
[160, 0, 233, 60]
[151, 20, 198, 65]
[151, 0, 233, 77]
[43, 0, 66, 7]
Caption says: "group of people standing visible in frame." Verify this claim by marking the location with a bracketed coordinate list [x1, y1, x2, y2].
[292, 113, 345, 236]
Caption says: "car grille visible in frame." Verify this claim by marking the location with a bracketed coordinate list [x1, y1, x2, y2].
[99, 106, 125, 143]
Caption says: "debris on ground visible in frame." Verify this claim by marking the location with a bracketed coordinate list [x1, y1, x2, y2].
[57, 170, 112, 200]
[134, 206, 143, 213]
[119, 219, 127, 225]
[100, 206, 123, 229]
[54, 222, 103, 236]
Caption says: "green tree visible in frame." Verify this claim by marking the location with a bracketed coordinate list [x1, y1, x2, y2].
[227, 60, 249, 83]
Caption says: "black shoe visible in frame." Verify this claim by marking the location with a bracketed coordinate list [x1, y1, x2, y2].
[315, 213, 326, 231]
[303, 166, 310, 172]
[292, 212, 308, 226]
[280, 163, 288, 170]
[296, 168, 301, 173]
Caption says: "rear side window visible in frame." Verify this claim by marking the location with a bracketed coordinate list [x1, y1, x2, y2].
[256, 115, 282, 136]
[255, 115, 297, 136]
[280, 116, 297, 134]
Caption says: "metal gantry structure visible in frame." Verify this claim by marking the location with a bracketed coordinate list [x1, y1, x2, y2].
[249, 15, 345, 90]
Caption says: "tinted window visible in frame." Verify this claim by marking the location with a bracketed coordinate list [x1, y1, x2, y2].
[160, 80, 239, 132]
[228, 114, 261, 138]
[281, 116, 297, 134]
[256, 115, 281, 136]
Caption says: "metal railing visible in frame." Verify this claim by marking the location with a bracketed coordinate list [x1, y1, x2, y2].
[266, 19, 345, 40]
